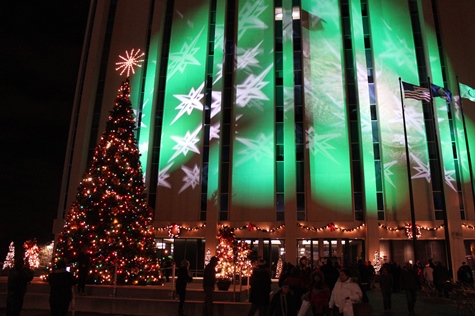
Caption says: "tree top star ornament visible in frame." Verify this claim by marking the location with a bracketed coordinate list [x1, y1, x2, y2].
[115, 48, 145, 77]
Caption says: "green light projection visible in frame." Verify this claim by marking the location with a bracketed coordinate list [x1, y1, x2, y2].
[367, 0, 431, 213]
[157, 0, 210, 208]
[349, 0, 377, 215]
[301, 0, 352, 213]
[282, 0, 297, 205]
[232, 0, 275, 208]
[423, 14, 459, 208]
[207, 0, 227, 204]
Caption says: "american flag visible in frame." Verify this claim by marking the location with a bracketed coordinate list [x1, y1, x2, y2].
[402, 81, 431, 102]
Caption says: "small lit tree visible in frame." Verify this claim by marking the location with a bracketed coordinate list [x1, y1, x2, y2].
[215, 226, 235, 280]
[235, 241, 252, 279]
[275, 256, 283, 278]
[3, 242, 15, 269]
[204, 248, 211, 267]
[24, 239, 40, 269]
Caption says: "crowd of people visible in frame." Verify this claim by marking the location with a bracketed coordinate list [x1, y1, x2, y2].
[247, 256, 474, 316]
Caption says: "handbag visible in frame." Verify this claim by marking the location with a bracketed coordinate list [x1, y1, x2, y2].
[298, 298, 312, 316]
[342, 298, 354, 316]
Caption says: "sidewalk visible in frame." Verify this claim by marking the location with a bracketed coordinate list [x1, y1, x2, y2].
[0, 279, 471, 316]
[365, 287, 466, 316]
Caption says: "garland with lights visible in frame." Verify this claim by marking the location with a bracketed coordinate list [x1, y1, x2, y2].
[462, 223, 475, 230]
[216, 222, 285, 233]
[405, 224, 422, 239]
[156, 223, 206, 238]
[297, 222, 365, 232]
[378, 223, 444, 239]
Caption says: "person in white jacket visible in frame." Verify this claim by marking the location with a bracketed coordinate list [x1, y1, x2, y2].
[328, 268, 363, 315]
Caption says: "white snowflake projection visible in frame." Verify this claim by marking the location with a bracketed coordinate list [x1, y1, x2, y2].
[305, 127, 341, 164]
[209, 123, 221, 141]
[115, 48, 145, 77]
[383, 160, 398, 188]
[133, 108, 147, 128]
[410, 153, 431, 183]
[158, 162, 174, 188]
[379, 19, 415, 69]
[171, 83, 205, 125]
[179, 164, 201, 193]
[167, 27, 204, 79]
[236, 42, 264, 72]
[237, 0, 269, 40]
[235, 133, 274, 167]
[390, 106, 426, 136]
[444, 169, 457, 192]
[210, 90, 222, 119]
[236, 65, 273, 109]
[169, 127, 202, 162]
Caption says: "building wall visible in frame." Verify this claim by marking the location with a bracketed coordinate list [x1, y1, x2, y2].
[56, 0, 475, 273]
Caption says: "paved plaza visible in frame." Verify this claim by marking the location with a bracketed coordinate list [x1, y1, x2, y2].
[0, 278, 473, 315]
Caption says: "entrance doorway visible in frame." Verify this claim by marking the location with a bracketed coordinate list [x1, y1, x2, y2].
[297, 239, 365, 268]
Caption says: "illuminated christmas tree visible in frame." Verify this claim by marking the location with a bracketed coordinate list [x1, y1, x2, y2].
[235, 241, 252, 277]
[54, 56, 157, 284]
[3, 242, 15, 269]
[24, 239, 39, 269]
[216, 226, 236, 280]
[204, 248, 211, 267]
[275, 257, 283, 278]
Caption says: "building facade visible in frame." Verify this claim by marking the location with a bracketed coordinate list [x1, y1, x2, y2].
[55, 0, 475, 276]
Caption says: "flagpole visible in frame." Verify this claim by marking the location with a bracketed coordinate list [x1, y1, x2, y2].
[456, 75, 475, 211]
[428, 77, 453, 277]
[398, 77, 418, 259]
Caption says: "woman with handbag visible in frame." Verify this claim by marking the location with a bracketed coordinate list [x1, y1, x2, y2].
[328, 269, 362, 316]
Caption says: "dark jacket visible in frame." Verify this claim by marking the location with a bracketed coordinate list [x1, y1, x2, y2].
[203, 262, 218, 288]
[7, 266, 34, 296]
[249, 266, 272, 304]
[49, 270, 77, 302]
[176, 266, 192, 294]
[269, 289, 299, 316]
[400, 266, 419, 291]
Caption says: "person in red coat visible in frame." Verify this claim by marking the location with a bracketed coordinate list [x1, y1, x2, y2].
[307, 270, 331, 316]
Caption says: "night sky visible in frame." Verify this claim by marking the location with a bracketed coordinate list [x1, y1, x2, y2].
[0, 2, 90, 259]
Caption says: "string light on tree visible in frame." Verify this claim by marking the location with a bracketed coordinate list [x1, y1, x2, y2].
[115, 49, 145, 77]
[54, 51, 158, 284]
[215, 226, 236, 280]
[24, 239, 39, 269]
[3, 242, 15, 269]
[204, 248, 211, 267]
[275, 257, 283, 278]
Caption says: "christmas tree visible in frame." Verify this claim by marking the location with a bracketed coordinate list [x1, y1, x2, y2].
[3, 242, 15, 269]
[24, 239, 39, 269]
[234, 241, 252, 277]
[216, 226, 236, 280]
[54, 74, 157, 284]
[275, 256, 283, 278]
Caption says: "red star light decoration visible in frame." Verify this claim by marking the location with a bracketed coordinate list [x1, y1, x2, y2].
[116, 48, 145, 77]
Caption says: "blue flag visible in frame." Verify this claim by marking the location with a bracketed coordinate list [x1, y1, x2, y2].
[431, 83, 452, 102]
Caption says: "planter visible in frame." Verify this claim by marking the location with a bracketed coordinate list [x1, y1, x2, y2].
[216, 279, 232, 291]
